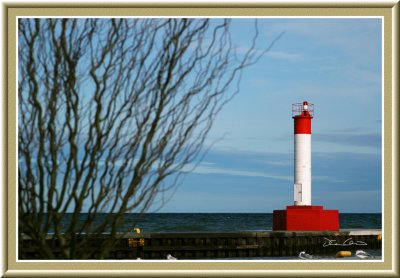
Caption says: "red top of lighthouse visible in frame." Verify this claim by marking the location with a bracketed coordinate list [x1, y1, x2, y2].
[292, 101, 314, 134]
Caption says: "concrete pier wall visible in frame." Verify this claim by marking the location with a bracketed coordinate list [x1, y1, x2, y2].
[19, 230, 382, 260]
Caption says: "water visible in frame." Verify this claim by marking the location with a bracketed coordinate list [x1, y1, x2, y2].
[45, 213, 382, 233]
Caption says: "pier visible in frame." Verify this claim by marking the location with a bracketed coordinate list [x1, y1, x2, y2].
[20, 229, 382, 260]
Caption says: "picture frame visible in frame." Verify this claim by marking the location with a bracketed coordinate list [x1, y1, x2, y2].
[2, 1, 398, 277]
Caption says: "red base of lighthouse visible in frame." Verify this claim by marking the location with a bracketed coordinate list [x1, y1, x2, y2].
[273, 206, 339, 231]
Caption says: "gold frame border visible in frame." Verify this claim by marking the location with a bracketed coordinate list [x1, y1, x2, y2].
[3, 1, 399, 277]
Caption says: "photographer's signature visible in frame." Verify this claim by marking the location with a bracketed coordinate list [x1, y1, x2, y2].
[323, 237, 367, 247]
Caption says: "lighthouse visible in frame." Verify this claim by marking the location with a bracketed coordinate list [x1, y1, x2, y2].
[293, 101, 313, 206]
[272, 101, 339, 231]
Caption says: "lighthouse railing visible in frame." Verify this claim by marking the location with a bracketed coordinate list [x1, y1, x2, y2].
[292, 103, 314, 117]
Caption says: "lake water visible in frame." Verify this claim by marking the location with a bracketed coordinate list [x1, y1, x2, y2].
[54, 213, 381, 233]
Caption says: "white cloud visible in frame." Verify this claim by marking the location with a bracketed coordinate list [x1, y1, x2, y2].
[263, 160, 292, 167]
[236, 46, 303, 61]
[183, 163, 292, 181]
[182, 161, 331, 182]
[265, 51, 303, 61]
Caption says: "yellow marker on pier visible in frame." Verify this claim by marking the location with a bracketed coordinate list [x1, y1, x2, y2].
[336, 251, 352, 258]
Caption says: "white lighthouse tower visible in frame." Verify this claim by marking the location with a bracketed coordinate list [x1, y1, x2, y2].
[292, 101, 314, 206]
[273, 101, 339, 231]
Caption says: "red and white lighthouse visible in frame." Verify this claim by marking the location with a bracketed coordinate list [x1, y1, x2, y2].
[272, 101, 340, 231]
[293, 101, 313, 206]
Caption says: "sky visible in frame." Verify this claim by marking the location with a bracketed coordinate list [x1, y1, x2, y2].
[151, 18, 382, 213]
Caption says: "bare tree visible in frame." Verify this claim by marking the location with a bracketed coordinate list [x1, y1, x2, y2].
[18, 18, 280, 259]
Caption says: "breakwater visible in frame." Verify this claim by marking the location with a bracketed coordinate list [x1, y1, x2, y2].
[20, 229, 381, 260]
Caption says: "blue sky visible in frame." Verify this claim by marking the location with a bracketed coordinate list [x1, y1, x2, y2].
[152, 18, 382, 213]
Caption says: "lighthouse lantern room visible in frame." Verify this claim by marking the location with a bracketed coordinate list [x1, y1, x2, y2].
[272, 101, 340, 231]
